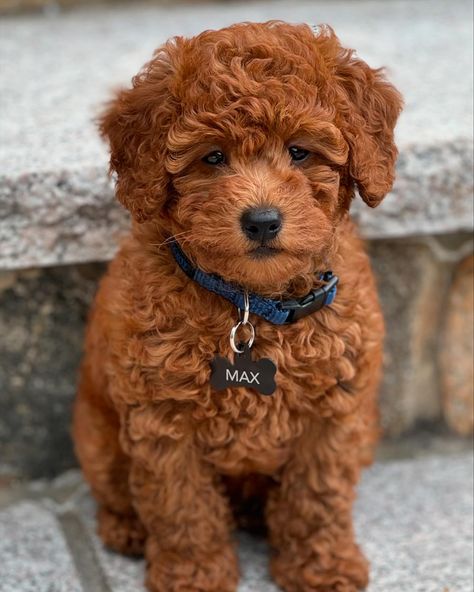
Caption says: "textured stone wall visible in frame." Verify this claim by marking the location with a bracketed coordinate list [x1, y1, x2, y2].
[0, 264, 104, 478]
[440, 255, 474, 436]
[1, 237, 472, 478]
[370, 236, 474, 436]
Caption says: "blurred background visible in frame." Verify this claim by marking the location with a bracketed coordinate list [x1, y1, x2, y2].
[0, 0, 472, 479]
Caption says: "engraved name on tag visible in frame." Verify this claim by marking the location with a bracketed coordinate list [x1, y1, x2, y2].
[210, 344, 277, 396]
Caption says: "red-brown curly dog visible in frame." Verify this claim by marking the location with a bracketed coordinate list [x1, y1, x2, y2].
[73, 21, 402, 592]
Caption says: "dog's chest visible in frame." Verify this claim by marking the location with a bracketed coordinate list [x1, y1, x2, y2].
[195, 386, 300, 475]
[134, 313, 355, 473]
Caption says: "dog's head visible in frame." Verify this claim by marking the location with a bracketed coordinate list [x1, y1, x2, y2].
[101, 22, 402, 293]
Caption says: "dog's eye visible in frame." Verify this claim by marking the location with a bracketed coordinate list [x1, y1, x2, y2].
[202, 150, 226, 166]
[288, 146, 310, 162]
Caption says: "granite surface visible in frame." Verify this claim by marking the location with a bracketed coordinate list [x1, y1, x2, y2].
[0, 501, 82, 592]
[0, 0, 473, 269]
[0, 452, 472, 591]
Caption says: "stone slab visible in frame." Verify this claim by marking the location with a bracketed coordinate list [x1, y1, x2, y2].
[358, 453, 474, 592]
[0, 0, 473, 270]
[74, 452, 474, 592]
[0, 501, 82, 592]
[0, 453, 472, 591]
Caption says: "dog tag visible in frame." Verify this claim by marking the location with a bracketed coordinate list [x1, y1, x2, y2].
[210, 344, 277, 396]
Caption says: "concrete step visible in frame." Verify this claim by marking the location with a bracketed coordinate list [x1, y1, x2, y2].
[0, 0, 473, 270]
[0, 452, 472, 592]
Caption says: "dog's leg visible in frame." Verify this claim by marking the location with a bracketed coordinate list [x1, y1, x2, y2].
[73, 367, 146, 556]
[267, 420, 369, 592]
[127, 422, 239, 592]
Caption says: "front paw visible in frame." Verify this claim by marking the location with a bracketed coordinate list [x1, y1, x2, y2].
[97, 505, 146, 557]
[271, 543, 369, 592]
[145, 537, 239, 592]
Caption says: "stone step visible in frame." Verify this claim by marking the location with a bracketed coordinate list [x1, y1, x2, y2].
[0, 0, 473, 270]
[0, 452, 472, 591]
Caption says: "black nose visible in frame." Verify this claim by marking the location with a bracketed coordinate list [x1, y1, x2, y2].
[240, 207, 282, 243]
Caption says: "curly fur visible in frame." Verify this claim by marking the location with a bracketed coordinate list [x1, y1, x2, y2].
[73, 21, 402, 592]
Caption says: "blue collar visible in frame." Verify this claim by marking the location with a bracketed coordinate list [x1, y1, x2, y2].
[170, 240, 338, 325]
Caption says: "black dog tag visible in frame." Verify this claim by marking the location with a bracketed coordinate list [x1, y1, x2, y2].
[210, 344, 277, 396]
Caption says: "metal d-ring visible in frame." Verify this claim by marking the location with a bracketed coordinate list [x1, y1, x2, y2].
[230, 320, 255, 354]
[231, 293, 254, 354]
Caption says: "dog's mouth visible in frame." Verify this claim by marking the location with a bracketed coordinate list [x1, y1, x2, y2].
[248, 246, 283, 259]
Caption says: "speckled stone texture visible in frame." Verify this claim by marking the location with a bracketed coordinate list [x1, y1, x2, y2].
[357, 453, 474, 592]
[0, 453, 472, 592]
[0, 501, 82, 592]
[0, 0, 473, 270]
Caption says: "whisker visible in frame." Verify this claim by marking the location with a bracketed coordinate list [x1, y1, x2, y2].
[153, 231, 194, 250]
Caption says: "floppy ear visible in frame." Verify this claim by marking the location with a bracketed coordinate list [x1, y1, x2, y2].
[334, 49, 403, 207]
[99, 45, 178, 222]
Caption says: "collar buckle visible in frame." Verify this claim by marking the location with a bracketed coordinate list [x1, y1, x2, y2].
[280, 274, 339, 323]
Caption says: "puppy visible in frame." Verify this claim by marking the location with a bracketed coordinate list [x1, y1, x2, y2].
[73, 21, 402, 592]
